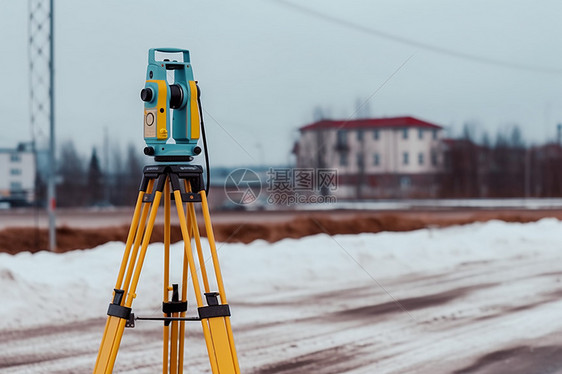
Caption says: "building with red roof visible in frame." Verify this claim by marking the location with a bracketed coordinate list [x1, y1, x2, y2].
[293, 116, 445, 199]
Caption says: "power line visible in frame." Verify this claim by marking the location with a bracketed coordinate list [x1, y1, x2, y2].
[273, 0, 562, 75]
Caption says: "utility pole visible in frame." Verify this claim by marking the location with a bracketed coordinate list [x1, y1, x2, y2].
[29, 0, 56, 251]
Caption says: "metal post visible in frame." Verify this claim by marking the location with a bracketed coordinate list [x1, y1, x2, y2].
[47, 0, 56, 251]
[29, 0, 56, 251]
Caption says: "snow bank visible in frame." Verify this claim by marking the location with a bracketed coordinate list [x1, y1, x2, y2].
[1, 218, 561, 330]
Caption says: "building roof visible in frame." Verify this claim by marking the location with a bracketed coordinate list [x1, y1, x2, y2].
[0, 142, 35, 153]
[299, 116, 442, 132]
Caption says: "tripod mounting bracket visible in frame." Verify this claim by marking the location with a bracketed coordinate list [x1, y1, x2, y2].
[140, 164, 205, 204]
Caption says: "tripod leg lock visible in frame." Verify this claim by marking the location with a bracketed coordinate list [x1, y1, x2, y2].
[107, 289, 132, 320]
[162, 301, 188, 314]
[162, 284, 188, 326]
[199, 292, 231, 319]
[107, 303, 132, 319]
[198, 304, 231, 319]
[163, 284, 188, 314]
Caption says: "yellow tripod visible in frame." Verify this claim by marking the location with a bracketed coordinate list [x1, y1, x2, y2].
[94, 164, 240, 374]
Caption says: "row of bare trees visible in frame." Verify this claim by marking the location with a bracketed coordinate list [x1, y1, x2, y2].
[35, 140, 146, 207]
[441, 126, 562, 197]
[40, 124, 562, 206]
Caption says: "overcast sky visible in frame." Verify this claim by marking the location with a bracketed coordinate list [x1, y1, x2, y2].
[1, 0, 562, 167]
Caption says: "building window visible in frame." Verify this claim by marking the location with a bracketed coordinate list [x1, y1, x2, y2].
[10, 182, 22, 191]
[418, 153, 424, 165]
[373, 153, 380, 166]
[339, 153, 348, 166]
[373, 129, 379, 140]
[432, 129, 438, 140]
[357, 153, 364, 168]
[403, 128, 409, 139]
[357, 130, 364, 141]
[337, 130, 347, 144]
[10, 153, 21, 162]
[10, 168, 22, 176]
[400, 176, 411, 189]
[431, 150, 438, 166]
[403, 152, 409, 165]
[418, 129, 424, 139]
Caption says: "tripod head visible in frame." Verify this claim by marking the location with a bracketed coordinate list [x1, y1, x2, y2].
[141, 48, 202, 162]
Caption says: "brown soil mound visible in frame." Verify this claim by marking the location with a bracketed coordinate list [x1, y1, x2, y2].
[0, 211, 554, 255]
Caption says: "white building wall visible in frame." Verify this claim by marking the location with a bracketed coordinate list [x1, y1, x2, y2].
[394, 127, 442, 174]
[0, 153, 8, 197]
[0, 149, 35, 201]
[362, 128, 399, 174]
[298, 127, 443, 174]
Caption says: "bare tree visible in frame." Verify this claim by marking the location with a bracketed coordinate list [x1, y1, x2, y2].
[87, 147, 104, 205]
[57, 140, 86, 206]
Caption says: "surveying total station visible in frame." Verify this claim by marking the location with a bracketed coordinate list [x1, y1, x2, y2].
[94, 48, 240, 374]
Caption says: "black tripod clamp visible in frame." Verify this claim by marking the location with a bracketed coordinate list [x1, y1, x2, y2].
[140, 164, 205, 203]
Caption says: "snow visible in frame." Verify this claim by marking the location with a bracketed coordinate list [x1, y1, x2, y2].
[2, 218, 562, 372]
[0, 218, 560, 330]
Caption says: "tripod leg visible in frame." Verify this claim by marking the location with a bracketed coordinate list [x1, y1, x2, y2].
[120, 182, 155, 294]
[99, 180, 155, 370]
[116, 190, 146, 288]
[164, 179, 189, 374]
[177, 248, 188, 374]
[177, 201, 191, 374]
[94, 175, 165, 373]
[186, 182, 211, 293]
[200, 190, 241, 374]
[94, 184, 149, 373]
[111, 187, 164, 370]
[163, 180, 170, 374]
[170, 315, 179, 373]
[173, 186, 240, 374]
[169, 183, 191, 374]
[171, 189, 222, 374]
